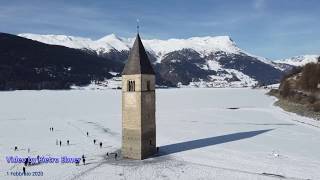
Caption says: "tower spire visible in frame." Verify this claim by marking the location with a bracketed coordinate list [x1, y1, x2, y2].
[122, 32, 155, 75]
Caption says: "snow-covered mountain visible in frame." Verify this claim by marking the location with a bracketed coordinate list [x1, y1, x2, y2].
[19, 34, 244, 59]
[274, 55, 319, 66]
[0, 33, 125, 90]
[18, 33, 285, 88]
[19, 33, 130, 54]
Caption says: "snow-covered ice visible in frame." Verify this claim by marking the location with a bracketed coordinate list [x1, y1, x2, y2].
[0, 89, 319, 180]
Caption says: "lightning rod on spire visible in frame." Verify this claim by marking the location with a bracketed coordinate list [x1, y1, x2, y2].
[137, 19, 140, 34]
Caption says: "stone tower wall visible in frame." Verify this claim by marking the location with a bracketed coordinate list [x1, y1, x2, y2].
[122, 74, 156, 159]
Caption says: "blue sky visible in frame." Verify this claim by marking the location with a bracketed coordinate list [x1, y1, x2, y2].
[0, 0, 319, 59]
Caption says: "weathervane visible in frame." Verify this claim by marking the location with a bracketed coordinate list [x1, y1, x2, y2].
[137, 19, 140, 34]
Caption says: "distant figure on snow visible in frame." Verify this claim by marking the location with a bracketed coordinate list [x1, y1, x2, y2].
[14, 146, 18, 151]
[93, 139, 96, 144]
[59, 140, 62, 147]
[99, 142, 102, 148]
[67, 140, 69, 145]
[23, 167, 26, 175]
[82, 158, 86, 165]
[115, 153, 118, 160]
[86, 132, 89, 136]
[107, 152, 109, 157]
[24, 158, 28, 166]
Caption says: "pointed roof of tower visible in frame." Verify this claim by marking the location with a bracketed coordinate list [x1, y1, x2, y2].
[122, 34, 155, 75]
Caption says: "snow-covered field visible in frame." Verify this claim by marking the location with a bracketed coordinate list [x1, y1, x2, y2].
[0, 89, 319, 180]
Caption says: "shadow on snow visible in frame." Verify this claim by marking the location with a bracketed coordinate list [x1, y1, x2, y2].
[157, 129, 273, 156]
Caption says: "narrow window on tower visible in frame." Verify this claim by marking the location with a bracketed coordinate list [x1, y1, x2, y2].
[147, 81, 150, 91]
[132, 81, 135, 91]
[128, 80, 135, 92]
[127, 80, 130, 91]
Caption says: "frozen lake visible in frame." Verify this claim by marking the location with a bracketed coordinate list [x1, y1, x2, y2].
[0, 88, 319, 180]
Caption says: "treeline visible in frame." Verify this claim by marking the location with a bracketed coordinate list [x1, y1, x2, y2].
[278, 57, 320, 112]
[281, 61, 320, 96]
[299, 62, 320, 91]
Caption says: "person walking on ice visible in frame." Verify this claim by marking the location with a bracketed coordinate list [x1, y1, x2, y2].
[24, 158, 28, 166]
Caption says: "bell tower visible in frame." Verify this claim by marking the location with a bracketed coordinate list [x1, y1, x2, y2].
[121, 33, 156, 160]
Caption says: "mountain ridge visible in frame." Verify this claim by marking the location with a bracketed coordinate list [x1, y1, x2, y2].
[17, 33, 286, 88]
[0, 33, 123, 90]
[274, 55, 320, 66]
[18, 33, 253, 61]
[19, 33, 318, 66]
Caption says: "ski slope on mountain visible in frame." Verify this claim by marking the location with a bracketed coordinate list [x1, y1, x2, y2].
[0, 89, 319, 180]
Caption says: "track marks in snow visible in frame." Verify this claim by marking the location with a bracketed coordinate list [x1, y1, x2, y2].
[70, 160, 108, 180]
[71, 154, 309, 180]
[174, 158, 311, 180]
[83, 120, 118, 136]
[291, 119, 320, 129]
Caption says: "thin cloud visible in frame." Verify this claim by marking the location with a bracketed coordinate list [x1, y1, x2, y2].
[0, 0, 319, 59]
[253, 0, 266, 10]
